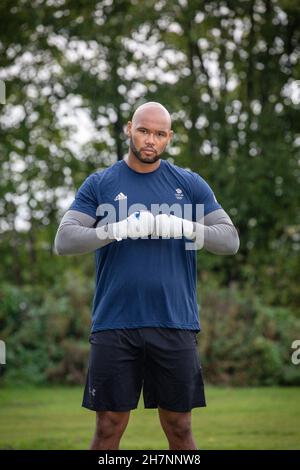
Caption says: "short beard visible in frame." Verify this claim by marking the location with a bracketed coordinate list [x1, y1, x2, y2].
[130, 138, 161, 164]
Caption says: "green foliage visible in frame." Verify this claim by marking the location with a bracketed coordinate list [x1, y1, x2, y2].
[0, 0, 299, 385]
[200, 283, 300, 386]
[0, 272, 93, 385]
[1, 278, 299, 386]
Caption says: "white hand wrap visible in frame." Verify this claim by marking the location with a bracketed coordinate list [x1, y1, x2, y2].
[154, 214, 194, 239]
[111, 211, 155, 241]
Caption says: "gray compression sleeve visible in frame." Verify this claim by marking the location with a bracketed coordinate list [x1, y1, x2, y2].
[54, 208, 239, 256]
[193, 208, 240, 255]
[54, 210, 115, 255]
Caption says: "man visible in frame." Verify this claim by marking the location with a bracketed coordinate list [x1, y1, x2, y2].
[54, 101, 239, 450]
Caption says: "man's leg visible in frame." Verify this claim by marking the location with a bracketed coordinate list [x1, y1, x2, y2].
[90, 410, 131, 450]
[84, 329, 145, 449]
[158, 407, 197, 450]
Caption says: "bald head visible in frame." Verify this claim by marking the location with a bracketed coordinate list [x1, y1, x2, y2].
[131, 102, 172, 129]
[126, 101, 173, 167]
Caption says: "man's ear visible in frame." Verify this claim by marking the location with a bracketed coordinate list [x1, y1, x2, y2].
[168, 130, 174, 143]
[126, 121, 132, 137]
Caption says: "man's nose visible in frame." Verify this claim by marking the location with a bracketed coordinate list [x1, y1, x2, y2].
[145, 133, 155, 145]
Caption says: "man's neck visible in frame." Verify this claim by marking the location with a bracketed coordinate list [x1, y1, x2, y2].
[124, 152, 161, 173]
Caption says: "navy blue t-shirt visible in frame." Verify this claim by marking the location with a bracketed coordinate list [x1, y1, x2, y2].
[69, 159, 222, 333]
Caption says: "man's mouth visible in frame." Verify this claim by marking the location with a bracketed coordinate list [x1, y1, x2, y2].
[142, 148, 156, 154]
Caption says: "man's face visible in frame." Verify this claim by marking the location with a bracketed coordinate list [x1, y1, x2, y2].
[127, 109, 173, 164]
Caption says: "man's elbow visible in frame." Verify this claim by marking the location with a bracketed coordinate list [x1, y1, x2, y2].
[227, 228, 240, 255]
[217, 227, 240, 255]
[54, 232, 68, 256]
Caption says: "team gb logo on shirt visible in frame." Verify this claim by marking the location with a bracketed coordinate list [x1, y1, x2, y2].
[175, 188, 184, 200]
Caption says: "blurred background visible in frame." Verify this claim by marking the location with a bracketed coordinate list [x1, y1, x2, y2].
[0, 0, 300, 450]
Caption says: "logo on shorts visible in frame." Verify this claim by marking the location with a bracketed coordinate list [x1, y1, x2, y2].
[89, 387, 96, 397]
[175, 188, 184, 200]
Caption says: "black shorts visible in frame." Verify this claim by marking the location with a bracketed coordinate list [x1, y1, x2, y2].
[82, 328, 206, 413]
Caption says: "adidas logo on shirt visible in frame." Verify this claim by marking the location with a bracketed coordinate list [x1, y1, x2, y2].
[114, 192, 127, 201]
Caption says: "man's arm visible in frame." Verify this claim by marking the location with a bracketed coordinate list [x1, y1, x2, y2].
[54, 209, 155, 255]
[54, 208, 240, 256]
[54, 210, 115, 255]
[193, 208, 240, 255]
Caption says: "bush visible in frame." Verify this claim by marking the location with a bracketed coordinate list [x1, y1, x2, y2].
[1, 277, 300, 386]
[199, 283, 300, 386]
[0, 271, 93, 385]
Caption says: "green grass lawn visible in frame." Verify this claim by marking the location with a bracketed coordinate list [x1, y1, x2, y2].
[0, 386, 299, 450]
